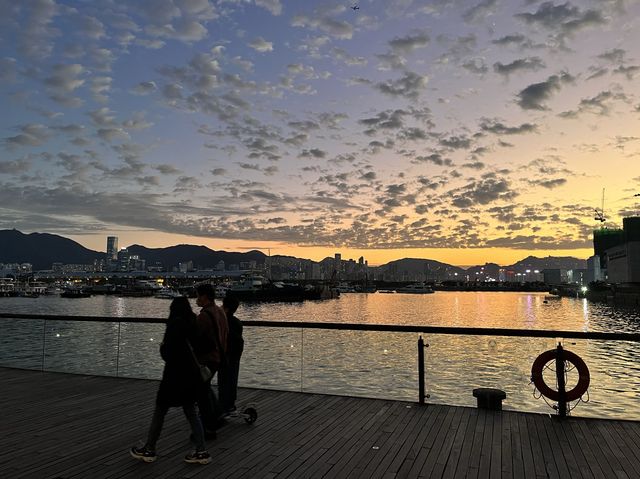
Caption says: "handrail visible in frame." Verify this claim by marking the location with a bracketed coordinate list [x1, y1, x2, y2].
[2, 313, 640, 341]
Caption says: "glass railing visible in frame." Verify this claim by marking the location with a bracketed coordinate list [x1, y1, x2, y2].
[1, 313, 640, 420]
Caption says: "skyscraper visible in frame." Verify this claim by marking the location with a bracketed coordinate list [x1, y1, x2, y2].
[107, 236, 118, 260]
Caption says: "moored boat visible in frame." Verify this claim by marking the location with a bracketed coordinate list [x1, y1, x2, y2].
[60, 288, 91, 298]
[395, 283, 434, 294]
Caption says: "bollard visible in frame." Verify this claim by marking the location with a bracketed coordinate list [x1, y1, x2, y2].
[473, 388, 506, 410]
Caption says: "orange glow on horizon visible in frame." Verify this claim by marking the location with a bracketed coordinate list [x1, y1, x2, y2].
[66, 231, 593, 268]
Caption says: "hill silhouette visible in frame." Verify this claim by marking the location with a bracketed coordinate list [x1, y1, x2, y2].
[0, 229, 588, 274]
[0, 229, 103, 270]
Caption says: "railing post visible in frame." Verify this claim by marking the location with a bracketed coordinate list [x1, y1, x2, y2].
[115, 322, 121, 377]
[418, 335, 425, 405]
[555, 342, 567, 418]
[41, 319, 47, 372]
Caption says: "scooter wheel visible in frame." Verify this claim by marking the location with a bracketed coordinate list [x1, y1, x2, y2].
[244, 407, 258, 424]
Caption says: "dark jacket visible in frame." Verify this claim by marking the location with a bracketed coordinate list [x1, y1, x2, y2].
[227, 314, 244, 361]
[155, 313, 200, 407]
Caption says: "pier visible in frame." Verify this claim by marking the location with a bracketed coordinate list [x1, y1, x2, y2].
[3, 367, 640, 479]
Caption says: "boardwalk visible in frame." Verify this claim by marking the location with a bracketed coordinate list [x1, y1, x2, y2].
[2, 367, 640, 478]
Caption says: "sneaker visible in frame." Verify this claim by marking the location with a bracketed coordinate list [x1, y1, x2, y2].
[130, 446, 157, 463]
[184, 450, 211, 465]
[223, 407, 238, 418]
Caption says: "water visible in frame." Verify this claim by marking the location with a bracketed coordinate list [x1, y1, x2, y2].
[1, 292, 639, 419]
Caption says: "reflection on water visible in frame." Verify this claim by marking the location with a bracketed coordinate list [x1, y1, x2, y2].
[1, 292, 639, 419]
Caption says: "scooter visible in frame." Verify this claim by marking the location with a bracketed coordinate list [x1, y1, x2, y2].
[224, 403, 258, 424]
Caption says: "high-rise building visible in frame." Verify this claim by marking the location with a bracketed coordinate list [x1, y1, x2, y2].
[106, 236, 118, 260]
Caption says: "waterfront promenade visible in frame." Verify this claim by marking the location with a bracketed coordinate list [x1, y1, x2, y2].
[2, 367, 640, 478]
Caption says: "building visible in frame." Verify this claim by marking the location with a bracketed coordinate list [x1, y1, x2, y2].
[106, 236, 118, 261]
[586, 255, 603, 283]
[606, 217, 640, 284]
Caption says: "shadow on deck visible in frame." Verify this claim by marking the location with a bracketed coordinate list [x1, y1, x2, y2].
[2, 367, 640, 478]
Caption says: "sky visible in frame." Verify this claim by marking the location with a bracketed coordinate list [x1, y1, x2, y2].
[1, 0, 640, 266]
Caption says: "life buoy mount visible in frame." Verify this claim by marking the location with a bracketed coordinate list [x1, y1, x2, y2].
[531, 348, 590, 402]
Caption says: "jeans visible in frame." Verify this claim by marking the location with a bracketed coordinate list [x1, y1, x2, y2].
[146, 402, 205, 452]
[196, 371, 223, 431]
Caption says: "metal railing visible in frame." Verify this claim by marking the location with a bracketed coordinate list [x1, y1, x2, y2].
[2, 313, 640, 418]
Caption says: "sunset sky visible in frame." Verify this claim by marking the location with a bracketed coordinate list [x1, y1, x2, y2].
[1, 0, 639, 266]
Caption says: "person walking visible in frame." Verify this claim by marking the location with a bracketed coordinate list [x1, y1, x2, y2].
[219, 294, 244, 415]
[193, 283, 229, 435]
[130, 297, 211, 465]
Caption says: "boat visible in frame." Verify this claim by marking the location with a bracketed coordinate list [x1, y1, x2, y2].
[18, 281, 48, 297]
[226, 276, 339, 302]
[395, 283, 434, 294]
[335, 282, 356, 293]
[60, 288, 91, 298]
[0, 278, 17, 297]
[155, 287, 183, 299]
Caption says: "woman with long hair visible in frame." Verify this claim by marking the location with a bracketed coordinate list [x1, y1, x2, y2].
[130, 296, 211, 465]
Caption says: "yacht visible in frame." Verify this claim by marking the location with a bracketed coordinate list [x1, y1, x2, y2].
[155, 287, 183, 299]
[395, 283, 434, 294]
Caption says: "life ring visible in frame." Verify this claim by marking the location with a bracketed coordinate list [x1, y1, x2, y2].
[531, 349, 590, 402]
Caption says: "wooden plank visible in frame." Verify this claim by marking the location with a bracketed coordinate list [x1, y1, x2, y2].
[524, 413, 548, 479]
[418, 405, 460, 478]
[1, 367, 640, 479]
[447, 407, 478, 478]
[429, 406, 470, 479]
[540, 416, 574, 478]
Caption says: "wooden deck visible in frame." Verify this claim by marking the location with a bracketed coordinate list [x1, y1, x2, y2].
[1, 368, 640, 479]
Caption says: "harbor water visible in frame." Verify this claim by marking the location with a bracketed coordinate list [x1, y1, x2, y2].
[1, 291, 639, 420]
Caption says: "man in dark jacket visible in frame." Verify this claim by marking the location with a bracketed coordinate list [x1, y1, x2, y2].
[193, 283, 228, 436]
[219, 294, 244, 414]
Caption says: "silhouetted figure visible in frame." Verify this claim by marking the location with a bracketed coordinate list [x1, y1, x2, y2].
[219, 294, 244, 414]
[130, 297, 211, 465]
[193, 283, 229, 434]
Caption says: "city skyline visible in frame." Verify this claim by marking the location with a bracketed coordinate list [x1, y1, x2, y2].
[1, 1, 640, 266]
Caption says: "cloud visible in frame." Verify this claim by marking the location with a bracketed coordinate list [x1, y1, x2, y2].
[291, 8, 353, 40]
[248, 37, 274, 52]
[255, 0, 283, 16]
[90, 76, 112, 103]
[147, 19, 209, 42]
[331, 47, 367, 66]
[529, 178, 567, 189]
[388, 30, 430, 55]
[375, 71, 428, 100]
[493, 57, 545, 76]
[613, 65, 640, 80]
[479, 118, 538, 135]
[463, 0, 498, 23]
[16, 0, 60, 60]
[299, 148, 327, 159]
[0, 157, 31, 174]
[559, 90, 627, 118]
[515, 2, 606, 37]
[451, 178, 517, 208]
[4, 124, 50, 149]
[44, 64, 86, 106]
[75, 14, 106, 40]
[155, 164, 180, 175]
[131, 81, 157, 95]
[516, 72, 574, 110]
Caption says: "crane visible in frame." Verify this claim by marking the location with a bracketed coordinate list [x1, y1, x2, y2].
[594, 188, 606, 223]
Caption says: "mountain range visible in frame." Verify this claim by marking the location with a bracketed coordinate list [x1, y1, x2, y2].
[0, 229, 587, 273]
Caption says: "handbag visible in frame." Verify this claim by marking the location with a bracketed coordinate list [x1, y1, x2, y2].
[186, 339, 213, 383]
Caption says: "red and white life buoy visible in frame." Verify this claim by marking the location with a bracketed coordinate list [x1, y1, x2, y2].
[531, 349, 590, 402]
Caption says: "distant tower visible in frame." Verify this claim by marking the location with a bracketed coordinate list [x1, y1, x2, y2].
[107, 236, 118, 260]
